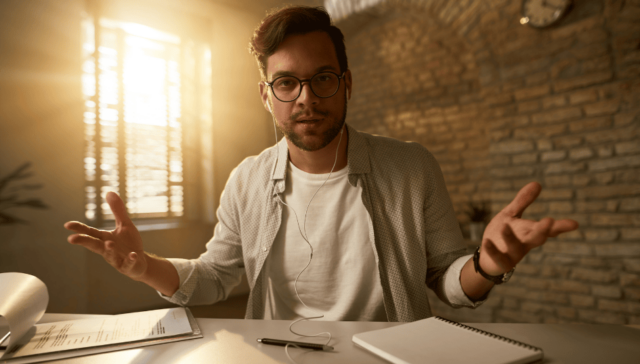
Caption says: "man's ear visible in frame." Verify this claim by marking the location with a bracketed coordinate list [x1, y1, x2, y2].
[259, 81, 271, 113]
[344, 69, 353, 100]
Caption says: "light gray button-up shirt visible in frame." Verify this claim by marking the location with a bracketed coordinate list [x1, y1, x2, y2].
[161, 124, 486, 322]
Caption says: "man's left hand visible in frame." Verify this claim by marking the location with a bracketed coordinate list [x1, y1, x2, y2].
[478, 182, 579, 276]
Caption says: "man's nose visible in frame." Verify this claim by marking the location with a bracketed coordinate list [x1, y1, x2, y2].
[296, 82, 319, 106]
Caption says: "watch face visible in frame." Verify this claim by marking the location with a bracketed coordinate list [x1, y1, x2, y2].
[521, 0, 572, 28]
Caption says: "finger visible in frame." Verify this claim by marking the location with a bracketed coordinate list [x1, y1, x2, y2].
[501, 182, 542, 218]
[64, 221, 110, 240]
[484, 239, 515, 273]
[68, 234, 105, 255]
[106, 192, 133, 228]
[121, 252, 140, 275]
[501, 223, 527, 262]
[523, 217, 554, 248]
[549, 219, 579, 237]
[103, 240, 123, 267]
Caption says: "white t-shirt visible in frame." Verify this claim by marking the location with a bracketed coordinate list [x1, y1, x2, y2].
[262, 161, 387, 321]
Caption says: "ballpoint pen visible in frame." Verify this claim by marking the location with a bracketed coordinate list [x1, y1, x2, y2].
[256, 338, 334, 351]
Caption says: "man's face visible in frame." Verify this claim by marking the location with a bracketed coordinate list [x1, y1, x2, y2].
[260, 31, 352, 152]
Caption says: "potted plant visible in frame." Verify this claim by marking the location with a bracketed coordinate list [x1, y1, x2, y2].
[0, 162, 48, 225]
[464, 201, 491, 242]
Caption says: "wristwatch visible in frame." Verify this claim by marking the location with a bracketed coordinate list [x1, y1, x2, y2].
[473, 247, 515, 284]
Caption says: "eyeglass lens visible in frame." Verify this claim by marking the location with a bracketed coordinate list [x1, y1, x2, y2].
[271, 72, 340, 102]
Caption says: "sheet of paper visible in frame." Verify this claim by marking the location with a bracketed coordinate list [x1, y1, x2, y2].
[0, 273, 49, 354]
[2, 308, 192, 360]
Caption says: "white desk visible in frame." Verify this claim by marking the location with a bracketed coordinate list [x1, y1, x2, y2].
[3, 314, 640, 363]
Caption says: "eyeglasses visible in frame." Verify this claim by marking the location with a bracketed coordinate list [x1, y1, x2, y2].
[265, 71, 345, 102]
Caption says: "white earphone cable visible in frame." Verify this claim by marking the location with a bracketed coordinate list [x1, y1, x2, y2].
[270, 108, 343, 364]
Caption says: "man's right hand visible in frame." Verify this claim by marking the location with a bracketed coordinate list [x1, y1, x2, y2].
[64, 191, 148, 280]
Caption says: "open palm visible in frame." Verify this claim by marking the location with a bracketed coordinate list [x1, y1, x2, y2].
[478, 182, 579, 276]
[64, 192, 147, 279]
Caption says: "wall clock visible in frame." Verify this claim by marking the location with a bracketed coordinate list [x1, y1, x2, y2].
[520, 0, 573, 28]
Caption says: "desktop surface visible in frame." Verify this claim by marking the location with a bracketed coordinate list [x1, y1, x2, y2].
[2, 314, 639, 364]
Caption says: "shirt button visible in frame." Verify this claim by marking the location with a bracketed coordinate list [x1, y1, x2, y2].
[263, 247, 268, 252]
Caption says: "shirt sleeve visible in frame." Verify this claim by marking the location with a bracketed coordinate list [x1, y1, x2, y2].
[156, 167, 246, 307]
[441, 254, 490, 308]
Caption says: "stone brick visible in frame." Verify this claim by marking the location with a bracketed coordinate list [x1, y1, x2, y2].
[571, 267, 618, 283]
[592, 285, 623, 298]
[568, 116, 612, 132]
[615, 141, 640, 155]
[502, 297, 519, 309]
[595, 243, 640, 256]
[553, 71, 613, 92]
[553, 135, 582, 149]
[621, 228, 640, 240]
[514, 84, 551, 101]
[512, 152, 538, 165]
[543, 242, 592, 255]
[569, 147, 594, 160]
[544, 161, 586, 175]
[549, 16, 604, 40]
[522, 302, 555, 314]
[490, 140, 535, 154]
[496, 309, 542, 323]
[584, 229, 619, 241]
[583, 99, 620, 116]
[570, 294, 595, 307]
[573, 174, 591, 187]
[620, 198, 640, 212]
[623, 259, 640, 273]
[584, 126, 639, 145]
[540, 265, 572, 278]
[531, 107, 582, 124]
[589, 156, 640, 172]
[517, 100, 541, 113]
[579, 256, 608, 268]
[485, 92, 513, 106]
[569, 88, 598, 105]
[549, 202, 573, 213]
[621, 272, 640, 286]
[577, 185, 640, 199]
[545, 175, 572, 187]
[490, 166, 535, 178]
[542, 95, 567, 109]
[578, 309, 626, 324]
[556, 307, 577, 319]
[614, 111, 639, 127]
[575, 201, 606, 212]
[625, 288, 640, 300]
[598, 299, 640, 314]
[514, 124, 567, 139]
[541, 150, 566, 162]
[606, 200, 619, 212]
[537, 139, 553, 151]
[594, 171, 614, 185]
[597, 146, 613, 158]
[539, 189, 573, 200]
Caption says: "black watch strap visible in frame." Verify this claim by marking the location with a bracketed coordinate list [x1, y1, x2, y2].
[473, 247, 514, 285]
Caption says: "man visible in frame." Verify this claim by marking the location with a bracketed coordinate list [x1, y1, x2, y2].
[65, 6, 578, 322]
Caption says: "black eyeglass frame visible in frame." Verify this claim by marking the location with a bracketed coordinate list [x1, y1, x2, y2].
[265, 71, 346, 102]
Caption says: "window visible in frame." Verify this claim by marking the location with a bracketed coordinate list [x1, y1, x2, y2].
[82, 16, 212, 225]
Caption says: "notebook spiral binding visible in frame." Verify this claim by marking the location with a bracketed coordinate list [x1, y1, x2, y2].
[434, 317, 544, 359]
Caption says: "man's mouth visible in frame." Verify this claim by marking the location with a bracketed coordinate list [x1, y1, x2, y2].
[296, 118, 322, 123]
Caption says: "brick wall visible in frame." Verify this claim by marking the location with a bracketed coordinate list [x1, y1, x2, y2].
[339, 0, 640, 323]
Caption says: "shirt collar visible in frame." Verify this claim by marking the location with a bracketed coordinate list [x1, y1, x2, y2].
[270, 123, 371, 182]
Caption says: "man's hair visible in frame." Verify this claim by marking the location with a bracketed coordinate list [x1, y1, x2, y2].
[249, 6, 348, 81]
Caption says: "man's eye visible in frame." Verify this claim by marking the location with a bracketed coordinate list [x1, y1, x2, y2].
[275, 79, 296, 88]
[316, 76, 331, 82]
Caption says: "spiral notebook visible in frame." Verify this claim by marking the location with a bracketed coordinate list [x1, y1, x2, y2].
[352, 316, 543, 364]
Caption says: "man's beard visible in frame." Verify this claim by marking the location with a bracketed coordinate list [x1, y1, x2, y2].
[274, 95, 347, 152]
